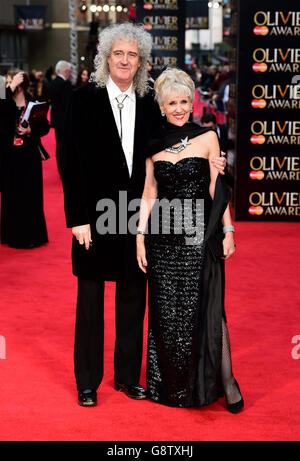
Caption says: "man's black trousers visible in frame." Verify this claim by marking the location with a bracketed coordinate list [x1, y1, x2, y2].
[74, 277, 147, 391]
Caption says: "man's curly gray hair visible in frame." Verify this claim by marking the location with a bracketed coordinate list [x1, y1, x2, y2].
[90, 22, 152, 97]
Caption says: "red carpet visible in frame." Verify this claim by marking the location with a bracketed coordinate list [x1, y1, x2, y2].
[0, 126, 299, 442]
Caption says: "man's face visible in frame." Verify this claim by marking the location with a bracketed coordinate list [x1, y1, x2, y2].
[107, 39, 140, 88]
[64, 68, 71, 80]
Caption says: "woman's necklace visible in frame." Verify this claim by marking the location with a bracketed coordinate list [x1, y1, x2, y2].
[165, 136, 191, 154]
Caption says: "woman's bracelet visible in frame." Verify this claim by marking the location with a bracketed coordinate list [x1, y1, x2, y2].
[223, 225, 235, 234]
[136, 229, 147, 235]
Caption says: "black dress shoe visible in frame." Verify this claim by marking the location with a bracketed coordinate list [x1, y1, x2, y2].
[78, 389, 97, 407]
[114, 382, 147, 400]
[226, 380, 244, 414]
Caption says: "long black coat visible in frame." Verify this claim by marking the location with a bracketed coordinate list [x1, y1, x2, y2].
[0, 87, 49, 247]
[62, 82, 162, 281]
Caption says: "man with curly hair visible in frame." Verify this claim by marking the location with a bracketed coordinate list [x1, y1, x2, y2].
[62, 23, 162, 407]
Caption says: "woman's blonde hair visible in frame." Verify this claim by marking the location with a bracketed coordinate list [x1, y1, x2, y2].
[154, 68, 195, 105]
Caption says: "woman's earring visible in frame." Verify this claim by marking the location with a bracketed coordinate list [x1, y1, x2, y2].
[161, 112, 165, 116]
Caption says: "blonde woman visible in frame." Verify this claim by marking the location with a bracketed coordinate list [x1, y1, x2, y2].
[137, 68, 243, 413]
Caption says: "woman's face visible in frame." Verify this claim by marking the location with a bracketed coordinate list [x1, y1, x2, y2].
[81, 70, 89, 82]
[160, 90, 192, 127]
[5, 75, 12, 88]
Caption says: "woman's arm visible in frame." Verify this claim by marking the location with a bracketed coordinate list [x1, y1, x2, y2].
[221, 205, 235, 259]
[136, 157, 158, 273]
[207, 131, 235, 260]
[8, 72, 24, 93]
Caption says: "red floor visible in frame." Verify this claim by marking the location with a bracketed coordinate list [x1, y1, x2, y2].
[0, 126, 299, 441]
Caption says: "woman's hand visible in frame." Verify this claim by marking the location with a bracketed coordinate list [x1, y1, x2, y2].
[136, 235, 147, 273]
[211, 151, 226, 175]
[222, 231, 235, 260]
[72, 224, 92, 250]
[17, 124, 31, 136]
[9, 72, 24, 92]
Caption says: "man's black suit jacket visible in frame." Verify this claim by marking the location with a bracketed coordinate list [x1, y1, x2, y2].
[49, 76, 73, 130]
[62, 82, 162, 281]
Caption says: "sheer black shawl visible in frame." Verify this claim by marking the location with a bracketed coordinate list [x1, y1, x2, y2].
[147, 121, 216, 157]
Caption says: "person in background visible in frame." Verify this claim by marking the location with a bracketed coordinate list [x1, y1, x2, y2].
[202, 65, 217, 92]
[45, 66, 55, 84]
[201, 112, 228, 154]
[33, 71, 51, 102]
[0, 70, 49, 248]
[49, 60, 73, 178]
[201, 112, 233, 188]
[29, 68, 37, 96]
[75, 68, 90, 88]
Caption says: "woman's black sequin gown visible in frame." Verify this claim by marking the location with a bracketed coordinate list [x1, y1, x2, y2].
[146, 156, 224, 408]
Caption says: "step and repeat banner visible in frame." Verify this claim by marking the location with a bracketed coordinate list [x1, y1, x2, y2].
[135, 0, 186, 72]
[235, 0, 300, 221]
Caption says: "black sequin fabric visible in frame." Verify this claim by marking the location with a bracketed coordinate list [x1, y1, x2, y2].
[145, 157, 212, 407]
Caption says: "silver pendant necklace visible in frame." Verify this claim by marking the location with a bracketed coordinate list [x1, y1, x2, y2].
[165, 136, 191, 154]
[115, 94, 128, 141]
[116, 94, 127, 110]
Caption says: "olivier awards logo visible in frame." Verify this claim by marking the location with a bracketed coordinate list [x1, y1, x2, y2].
[152, 36, 178, 51]
[143, 15, 178, 30]
[250, 120, 300, 145]
[143, 0, 178, 10]
[252, 48, 300, 72]
[249, 156, 300, 181]
[253, 10, 300, 36]
[150, 55, 177, 70]
[236, 4, 300, 222]
[248, 191, 300, 216]
[251, 83, 300, 109]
